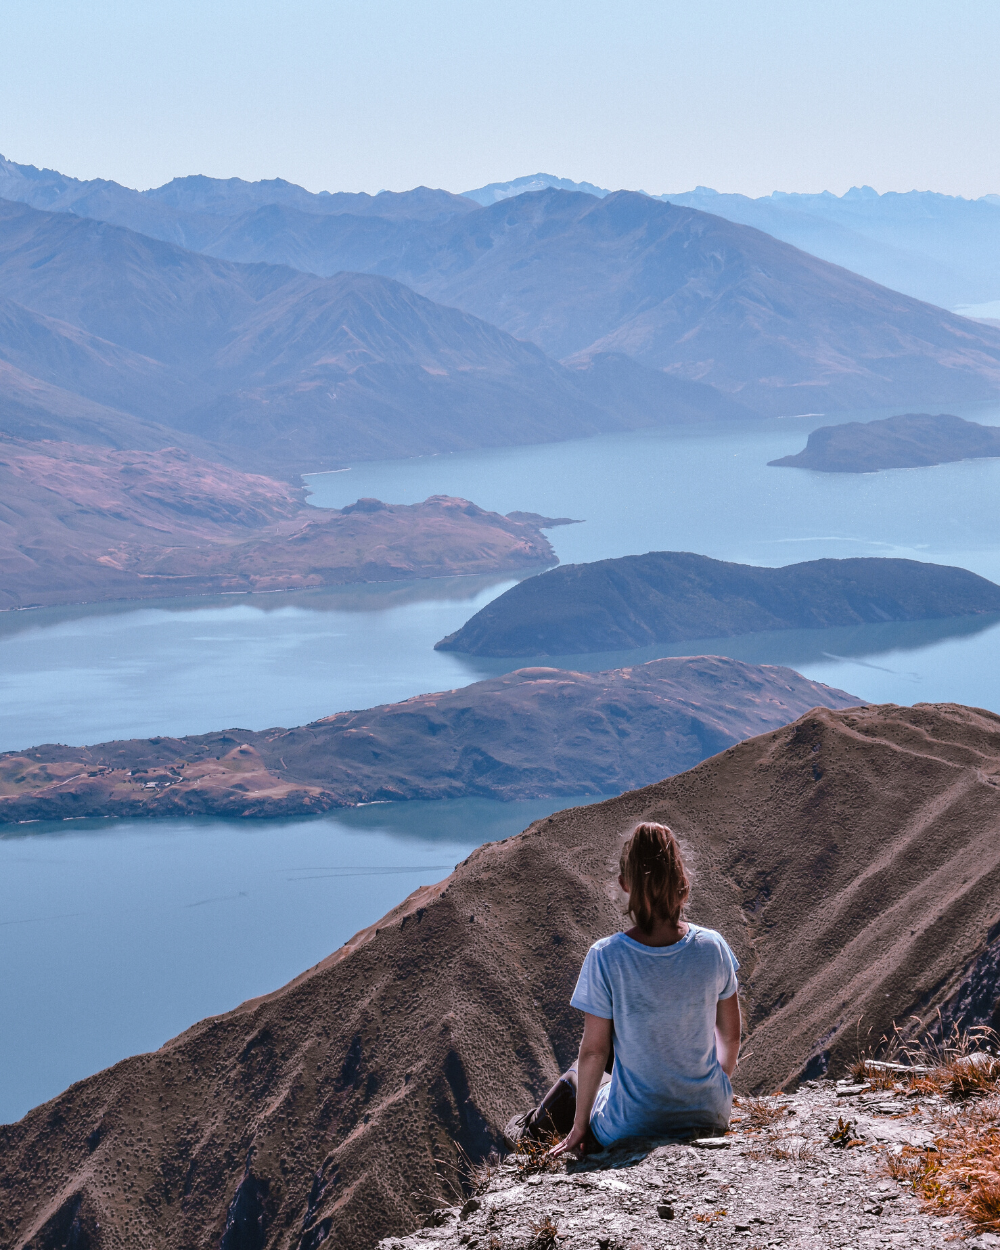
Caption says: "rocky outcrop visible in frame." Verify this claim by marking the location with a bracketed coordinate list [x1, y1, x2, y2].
[3, 702, 1000, 1249]
[380, 1080, 956, 1250]
[436, 551, 1000, 657]
[0, 656, 856, 821]
[769, 411, 1000, 473]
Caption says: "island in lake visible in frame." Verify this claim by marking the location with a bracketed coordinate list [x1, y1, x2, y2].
[768, 411, 1000, 473]
[0, 656, 856, 820]
[435, 551, 1000, 657]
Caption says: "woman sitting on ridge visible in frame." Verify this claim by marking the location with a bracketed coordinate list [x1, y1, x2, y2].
[506, 821, 741, 1155]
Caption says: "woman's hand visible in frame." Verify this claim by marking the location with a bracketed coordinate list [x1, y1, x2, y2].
[715, 993, 742, 1077]
[549, 1013, 612, 1159]
[548, 1122, 588, 1158]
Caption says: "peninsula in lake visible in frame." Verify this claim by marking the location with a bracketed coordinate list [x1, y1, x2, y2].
[0, 438, 562, 609]
[769, 412, 1000, 473]
[435, 551, 1000, 657]
[0, 656, 856, 821]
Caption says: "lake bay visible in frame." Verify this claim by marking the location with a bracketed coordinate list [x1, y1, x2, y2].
[3, 408, 999, 1123]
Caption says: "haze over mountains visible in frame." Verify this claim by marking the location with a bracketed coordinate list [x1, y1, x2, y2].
[0, 197, 749, 476]
[3, 152, 1000, 474]
[461, 172, 1000, 312]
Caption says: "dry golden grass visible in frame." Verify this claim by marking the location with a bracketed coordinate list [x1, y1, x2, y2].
[742, 1129, 819, 1163]
[507, 1129, 563, 1179]
[847, 1022, 1000, 1231]
[458, 1144, 503, 1196]
[877, 1084, 1000, 1230]
[528, 1214, 559, 1248]
[733, 1095, 787, 1130]
[850, 1060, 900, 1090]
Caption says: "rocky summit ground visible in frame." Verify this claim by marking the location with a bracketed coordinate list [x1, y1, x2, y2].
[380, 1075, 989, 1250]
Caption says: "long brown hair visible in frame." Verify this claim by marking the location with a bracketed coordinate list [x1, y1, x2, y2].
[619, 822, 690, 934]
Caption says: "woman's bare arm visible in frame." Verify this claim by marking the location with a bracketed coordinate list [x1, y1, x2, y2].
[548, 1013, 612, 1157]
[716, 993, 741, 1076]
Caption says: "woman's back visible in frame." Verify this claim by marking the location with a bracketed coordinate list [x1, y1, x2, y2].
[572, 923, 739, 1142]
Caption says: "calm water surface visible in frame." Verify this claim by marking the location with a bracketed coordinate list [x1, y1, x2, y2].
[0, 795, 600, 1124]
[4, 408, 1000, 1122]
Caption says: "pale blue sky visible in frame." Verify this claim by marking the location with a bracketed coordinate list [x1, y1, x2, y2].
[2, 0, 999, 198]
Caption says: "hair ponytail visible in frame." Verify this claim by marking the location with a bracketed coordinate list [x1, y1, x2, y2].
[619, 822, 690, 934]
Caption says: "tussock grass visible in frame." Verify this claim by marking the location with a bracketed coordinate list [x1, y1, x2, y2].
[852, 1020, 1000, 1231]
[456, 1142, 503, 1195]
[742, 1130, 819, 1163]
[732, 1095, 787, 1129]
[528, 1214, 559, 1248]
[507, 1129, 563, 1179]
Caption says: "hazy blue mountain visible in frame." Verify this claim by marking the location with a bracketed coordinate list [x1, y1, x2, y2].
[0, 154, 476, 254]
[144, 174, 477, 221]
[659, 185, 1000, 309]
[0, 199, 735, 474]
[199, 203, 420, 275]
[386, 189, 1000, 415]
[462, 173, 611, 205]
[0, 295, 194, 421]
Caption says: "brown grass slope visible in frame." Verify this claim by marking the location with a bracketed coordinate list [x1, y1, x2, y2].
[0, 656, 856, 821]
[0, 437, 555, 609]
[4, 704, 1000, 1249]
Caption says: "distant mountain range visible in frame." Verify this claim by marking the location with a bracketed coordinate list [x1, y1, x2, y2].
[3, 154, 1000, 475]
[385, 189, 1000, 414]
[461, 172, 1000, 312]
[3, 198, 731, 475]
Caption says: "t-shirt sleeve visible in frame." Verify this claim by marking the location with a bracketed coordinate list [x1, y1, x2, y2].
[570, 945, 613, 1019]
[717, 936, 740, 1000]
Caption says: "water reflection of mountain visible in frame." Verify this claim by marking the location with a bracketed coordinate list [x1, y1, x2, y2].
[450, 610, 1000, 679]
[0, 569, 534, 644]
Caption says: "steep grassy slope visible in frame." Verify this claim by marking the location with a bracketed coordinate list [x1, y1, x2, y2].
[3, 703, 1000, 1249]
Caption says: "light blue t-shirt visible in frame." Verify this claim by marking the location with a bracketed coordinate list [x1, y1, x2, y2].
[570, 924, 739, 1146]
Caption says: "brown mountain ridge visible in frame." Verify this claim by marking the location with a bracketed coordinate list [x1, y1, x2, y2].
[4, 702, 1000, 1250]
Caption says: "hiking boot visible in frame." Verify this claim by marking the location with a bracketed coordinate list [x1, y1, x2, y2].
[503, 1108, 537, 1149]
[503, 1078, 577, 1148]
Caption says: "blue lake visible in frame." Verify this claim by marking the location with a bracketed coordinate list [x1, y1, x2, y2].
[3, 407, 1000, 1123]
